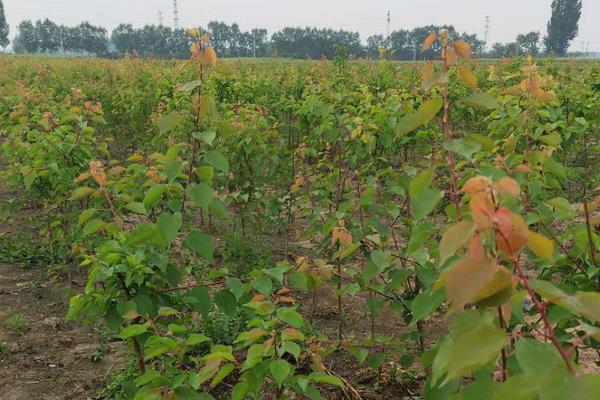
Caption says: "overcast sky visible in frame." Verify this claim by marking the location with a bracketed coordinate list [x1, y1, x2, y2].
[4, 0, 600, 51]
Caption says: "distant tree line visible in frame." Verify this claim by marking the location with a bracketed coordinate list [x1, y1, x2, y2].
[7, 0, 585, 60]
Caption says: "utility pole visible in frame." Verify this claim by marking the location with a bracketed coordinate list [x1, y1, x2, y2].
[173, 0, 179, 30]
[158, 11, 163, 26]
[483, 16, 491, 50]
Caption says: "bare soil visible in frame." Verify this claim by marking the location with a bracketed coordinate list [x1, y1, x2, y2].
[0, 263, 121, 400]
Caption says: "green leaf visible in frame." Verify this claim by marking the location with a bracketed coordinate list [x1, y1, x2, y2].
[270, 359, 293, 388]
[125, 202, 147, 215]
[196, 165, 214, 184]
[308, 372, 343, 387]
[348, 346, 369, 364]
[164, 160, 183, 183]
[491, 373, 541, 400]
[70, 186, 94, 200]
[81, 219, 106, 237]
[124, 223, 159, 247]
[443, 139, 481, 160]
[143, 184, 168, 210]
[411, 188, 443, 221]
[183, 287, 211, 316]
[186, 333, 211, 346]
[192, 130, 217, 146]
[446, 319, 506, 381]
[334, 242, 360, 259]
[214, 289, 237, 318]
[205, 150, 229, 173]
[515, 338, 563, 374]
[183, 229, 214, 262]
[157, 212, 182, 247]
[463, 92, 500, 109]
[410, 288, 445, 325]
[277, 307, 304, 328]
[180, 79, 202, 93]
[396, 98, 443, 137]
[252, 276, 273, 297]
[78, 208, 97, 226]
[187, 183, 213, 208]
[211, 363, 235, 388]
[118, 324, 147, 338]
[280, 341, 301, 360]
[157, 111, 183, 133]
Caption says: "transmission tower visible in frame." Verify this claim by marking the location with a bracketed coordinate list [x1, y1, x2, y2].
[158, 11, 163, 26]
[173, 0, 180, 29]
[386, 11, 391, 39]
[483, 16, 491, 49]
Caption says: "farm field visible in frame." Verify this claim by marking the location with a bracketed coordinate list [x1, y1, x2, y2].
[1, 36, 600, 400]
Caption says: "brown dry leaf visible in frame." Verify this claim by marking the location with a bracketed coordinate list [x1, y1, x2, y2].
[332, 227, 352, 247]
[251, 294, 266, 302]
[276, 288, 292, 296]
[453, 40, 471, 59]
[422, 32, 437, 51]
[76, 172, 91, 183]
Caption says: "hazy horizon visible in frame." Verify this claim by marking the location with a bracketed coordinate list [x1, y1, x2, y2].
[3, 0, 599, 52]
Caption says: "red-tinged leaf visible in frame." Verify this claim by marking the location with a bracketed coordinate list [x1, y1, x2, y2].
[470, 192, 495, 231]
[495, 177, 520, 198]
[493, 208, 528, 257]
[463, 176, 492, 194]
[469, 234, 484, 259]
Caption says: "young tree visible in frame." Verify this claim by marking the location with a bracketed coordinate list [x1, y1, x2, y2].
[544, 0, 582, 56]
[0, 0, 9, 48]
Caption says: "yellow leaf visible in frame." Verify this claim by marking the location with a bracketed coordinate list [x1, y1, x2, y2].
[458, 67, 478, 89]
[422, 32, 437, 51]
[422, 61, 434, 81]
[444, 46, 456, 65]
[453, 40, 471, 59]
[526, 230, 554, 259]
[199, 47, 218, 66]
[440, 220, 475, 263]
[445, 257, 514, 311]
